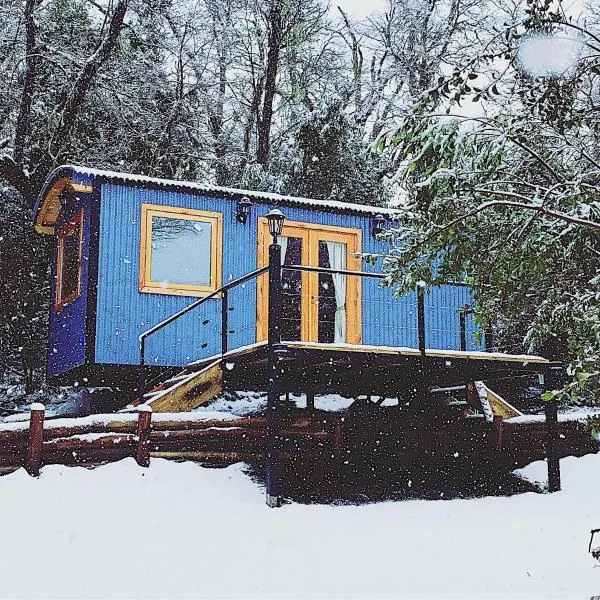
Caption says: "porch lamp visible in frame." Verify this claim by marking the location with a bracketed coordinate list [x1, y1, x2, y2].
[371, 213, 386, 237]
[266, 208, 286, 242]
[236, 197, 252, 224]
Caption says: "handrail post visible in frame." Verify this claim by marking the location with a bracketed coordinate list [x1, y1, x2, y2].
[459, 308, 467, 352]
[221, 289, 228, 357]
[484, 329, 493, 352]
[417, 283, 426, 356]
[266, 240, 284, 508]
[139, 336, 146, 406]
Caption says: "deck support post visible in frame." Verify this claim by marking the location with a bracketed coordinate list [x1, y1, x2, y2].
[266, 238, 284, 508]
[545, 396, 561, 493]
[306, 390, 315, 413]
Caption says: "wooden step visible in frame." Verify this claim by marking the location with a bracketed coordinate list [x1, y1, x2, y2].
[145, 360, 223, 413]
[163, 373, 196, 385]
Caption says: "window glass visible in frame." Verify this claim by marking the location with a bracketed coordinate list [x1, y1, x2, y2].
[140, 204, 222, 296]
[150, 216, 212, 286]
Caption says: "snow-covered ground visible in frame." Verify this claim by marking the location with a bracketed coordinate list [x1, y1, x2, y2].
[0, 454, 598, 598]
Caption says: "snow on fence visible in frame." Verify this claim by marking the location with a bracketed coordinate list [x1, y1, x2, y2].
[0, 404, 342, 476]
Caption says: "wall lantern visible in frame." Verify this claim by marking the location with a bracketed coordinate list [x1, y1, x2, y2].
[266, 208, 286, 241]
[236, 197, 252, 224]
[371, 213, 386, 238]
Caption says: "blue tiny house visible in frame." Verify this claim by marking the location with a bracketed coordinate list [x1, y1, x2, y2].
[33, 165, 483, 386]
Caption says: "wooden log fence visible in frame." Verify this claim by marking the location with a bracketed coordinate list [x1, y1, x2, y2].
[0, 403, 596, 479]
[0, 404, 342, 475]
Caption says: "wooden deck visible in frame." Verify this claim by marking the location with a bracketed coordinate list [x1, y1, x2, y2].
[135, 340, 556, 413]
[219, 340, 553, 396]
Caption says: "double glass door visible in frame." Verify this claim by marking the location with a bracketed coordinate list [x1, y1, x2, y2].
[257, 219, 362, 344]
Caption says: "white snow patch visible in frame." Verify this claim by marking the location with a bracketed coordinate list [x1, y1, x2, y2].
[0, 454, 598, 597]
[0, 410, 239, 432]
[506, 408, 600, 425]
[196, 391, 357, 415]
[48, 165, 399, 216]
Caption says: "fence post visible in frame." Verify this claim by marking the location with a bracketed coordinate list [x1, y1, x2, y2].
[25, 403, 45, 477]
[136, 406, 153, 467]
[493, 415, 503, 452]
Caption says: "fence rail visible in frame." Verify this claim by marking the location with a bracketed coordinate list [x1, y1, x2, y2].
[0, 404, 342, 476]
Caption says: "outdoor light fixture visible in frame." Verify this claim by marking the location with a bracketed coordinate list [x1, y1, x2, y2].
[371, 213, 386, 238]
[236, 197, 252, 224]
[266, 208, 286, 241]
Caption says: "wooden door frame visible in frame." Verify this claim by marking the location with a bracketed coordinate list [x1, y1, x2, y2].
[256, 217, 362, 344]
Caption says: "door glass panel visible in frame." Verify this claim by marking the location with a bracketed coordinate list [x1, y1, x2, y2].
[281, 236, 302, 341]
[318, 240, 346, 343]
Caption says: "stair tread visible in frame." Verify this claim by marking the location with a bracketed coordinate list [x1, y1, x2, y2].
[145, 360, 223, 412]
[163, 372, 198, 384]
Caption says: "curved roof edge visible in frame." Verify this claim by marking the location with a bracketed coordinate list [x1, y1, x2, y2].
[32, 165, 95, 234]
[33, 164, 399, 233]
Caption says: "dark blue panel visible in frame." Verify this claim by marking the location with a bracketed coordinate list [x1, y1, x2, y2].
[47, 191, 92, 378]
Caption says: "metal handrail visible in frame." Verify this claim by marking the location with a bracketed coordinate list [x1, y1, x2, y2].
[284, 264, 471, 287]
[137, 260, 488, 403]
[138, 265, 268, 403]
[283, 264, 386, 279]
[139, 266, 268, 345]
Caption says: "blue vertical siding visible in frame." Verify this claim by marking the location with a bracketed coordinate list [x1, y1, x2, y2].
[47, 191, 92, 378]
[423, 285, 483, 351]
[94, 182, 482, 367]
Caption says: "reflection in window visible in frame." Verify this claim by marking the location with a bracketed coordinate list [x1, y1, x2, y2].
[150, 217, 212, 286]
[56, 209, 83, 310]
[140, 204, 222, 296]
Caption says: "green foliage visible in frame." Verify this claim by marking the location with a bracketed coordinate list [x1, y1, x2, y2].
[289, 101, 391, 206]
[380, 0, 600, 403]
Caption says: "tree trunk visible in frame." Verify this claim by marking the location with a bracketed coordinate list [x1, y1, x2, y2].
[209, 43, 229, 185]
[14, 0, 38, 168]
[256, 0, 283, 166]
[49, 0, 129, 161]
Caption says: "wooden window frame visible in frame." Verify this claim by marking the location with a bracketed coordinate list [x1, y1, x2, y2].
[55, 208, 84, 312]
[257, 218, 362, 344]
[139, 203, 223, 298]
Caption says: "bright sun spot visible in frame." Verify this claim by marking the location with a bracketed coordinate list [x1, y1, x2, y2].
[517, 32, 582, 78]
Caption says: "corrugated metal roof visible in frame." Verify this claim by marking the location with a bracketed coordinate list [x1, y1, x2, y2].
[33, 165, 398, 229]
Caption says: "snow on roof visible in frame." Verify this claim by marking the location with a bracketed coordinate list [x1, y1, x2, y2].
[41, 164, 398, 217]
